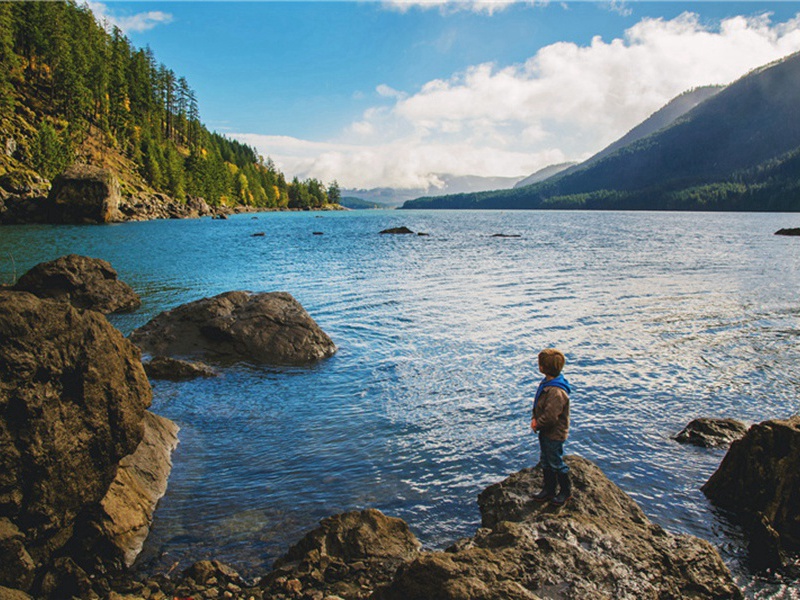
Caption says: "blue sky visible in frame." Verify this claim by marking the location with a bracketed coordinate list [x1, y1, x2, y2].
[96, 1, 800, 189]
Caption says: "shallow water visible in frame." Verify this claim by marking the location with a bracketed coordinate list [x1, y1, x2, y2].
[2, 210, 799, 597]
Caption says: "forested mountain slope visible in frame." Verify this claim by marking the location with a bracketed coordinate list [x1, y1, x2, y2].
[405, 52, 800, 212]
[0, 1, 337, 211]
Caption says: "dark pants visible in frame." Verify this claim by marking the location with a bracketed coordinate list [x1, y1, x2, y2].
[538, 434, 569, 474]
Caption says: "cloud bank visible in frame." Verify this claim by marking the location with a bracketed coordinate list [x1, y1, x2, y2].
[236, 12, 800, 190]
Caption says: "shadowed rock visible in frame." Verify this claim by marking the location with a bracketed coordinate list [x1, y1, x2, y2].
[377, 456, 742, 600]
[380, 226, 414, 234]
[775, 228, 800, 236]
[702, 416, 800, 570]
[143, 356, 216, 380]
[129, 291, 336, 365]
[674, 417, 748, 447]
[0, 290, 151, 596]
[13, 254, 141, 314]
[47, 164, 121, 223]
[260, 509, 421, 599]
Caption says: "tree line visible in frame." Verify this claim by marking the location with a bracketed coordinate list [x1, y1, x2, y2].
[0, 0, 338, 209]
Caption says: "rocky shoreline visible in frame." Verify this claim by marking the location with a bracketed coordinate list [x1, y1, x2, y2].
[0, 165, 344, 226]
[1, 255, 798, 599]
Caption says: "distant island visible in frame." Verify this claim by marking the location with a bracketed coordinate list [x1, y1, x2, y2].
[0, 1, 339, 222]
[403, 52, 800, 212]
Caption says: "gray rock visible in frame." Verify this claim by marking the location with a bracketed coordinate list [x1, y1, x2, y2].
[130, 291, 336, 365]
[13, 254, 141, 314]
[47, 164, 121, 223]
[0, 290, 151, 595]
[378, 456, 742, 600]
[702, 416, 800, 569]
[674, 417, 748, 447]
[143, 356, 217, 380]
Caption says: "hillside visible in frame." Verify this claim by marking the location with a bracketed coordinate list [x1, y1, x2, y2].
[404, 53, 800, 212]
[513, 162, 576, 188]
[0, 0, 337, 218]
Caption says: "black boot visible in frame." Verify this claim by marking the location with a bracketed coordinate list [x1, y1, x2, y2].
[551, 471, 572, 505]
[533, 468, 557, 502]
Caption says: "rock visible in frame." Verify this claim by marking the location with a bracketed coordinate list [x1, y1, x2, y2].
[260, 509, 421, 599]
[702, 416, 800, 569]
[117, 193, 214, 222]
[379, 227, 414, 234]
[143, 356, 217, 380]
[0, 170, 48, 197]
[775, 228, 800, 236]
[674, 417, 749, 447]
[251, 232, 266, 237]
[92, 411, 179, 567]
[129, 291, 336, 365]
[0, 586, 33, 600]
[491, 233, 521, 238]
[748, 513, 787, 571]
[47, 164, 121, 223]
[12, 254, 141, 314]
[377, 456, 742, 600]
[0, 290, 151, 595]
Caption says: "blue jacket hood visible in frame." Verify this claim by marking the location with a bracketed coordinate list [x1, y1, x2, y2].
[533, 374, 571, 411]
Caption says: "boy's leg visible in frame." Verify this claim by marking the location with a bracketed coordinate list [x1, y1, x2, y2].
[549, 440, 572, 505]
[534, 435, 558, 501]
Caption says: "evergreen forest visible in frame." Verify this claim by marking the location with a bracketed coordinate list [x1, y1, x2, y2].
[0, 0, 339, 209]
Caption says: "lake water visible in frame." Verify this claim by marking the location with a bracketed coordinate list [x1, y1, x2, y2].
[2, 210, 799, 598]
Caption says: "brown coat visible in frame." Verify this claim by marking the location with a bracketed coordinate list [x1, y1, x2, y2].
[533, 386, 570, 441]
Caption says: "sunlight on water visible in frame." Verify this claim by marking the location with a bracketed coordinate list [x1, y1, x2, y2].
[2, 210, 799, 598]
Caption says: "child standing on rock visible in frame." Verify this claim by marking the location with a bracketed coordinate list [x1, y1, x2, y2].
[531, 348, 572, 505]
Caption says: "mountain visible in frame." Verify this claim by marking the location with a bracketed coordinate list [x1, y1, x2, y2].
[514, 162, 577, 188]
[403, 53, 800, 212]
[339, 196, 393, 209]
[345, 173, 523, 208]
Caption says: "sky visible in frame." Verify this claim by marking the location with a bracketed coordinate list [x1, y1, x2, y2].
[95, 1, 800, 190]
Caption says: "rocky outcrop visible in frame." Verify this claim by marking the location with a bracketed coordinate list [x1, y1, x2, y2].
[118, 193, 217, 221]
[130, 291, 337, 365]
[379, 456, 742, 600]
[674, 417, 748, 447]
[702, 416, 800, 569]
[0, 290, 152, 596]
[47, 164, 121, 223]
[143, 356, 217, 380]
[0, 170, 50, 225]
[12, 254, 141, 314]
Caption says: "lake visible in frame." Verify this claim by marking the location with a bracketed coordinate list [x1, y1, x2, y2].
[2, 210, 799, 598]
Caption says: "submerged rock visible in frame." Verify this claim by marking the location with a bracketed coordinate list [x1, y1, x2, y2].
[12, 254, 141, 314]
[674, 417, 748, 447]
[702, 416, 800, 569]
[130, 291, 336, 365]
[47, 164, 121, 223]
[143, 356, 217, 380]
[0, 290, 151, 596]
[378, 456, 742, 600]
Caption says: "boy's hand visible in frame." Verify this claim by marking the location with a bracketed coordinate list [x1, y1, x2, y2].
[530, 418, 538, 431]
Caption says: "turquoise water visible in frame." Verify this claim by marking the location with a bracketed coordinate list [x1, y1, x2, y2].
[2, 210, 799, 597]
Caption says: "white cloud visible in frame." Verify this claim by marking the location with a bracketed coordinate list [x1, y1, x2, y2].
[88, 2, 173, 34]
[235, 12, 800, 190]
[384, 0, 526, 16]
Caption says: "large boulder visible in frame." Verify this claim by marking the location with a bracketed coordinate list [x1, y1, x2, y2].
[12, 254, 141, 314]
[47, 164, 121, 224]
[129, 291, 336, 365]
[260, 509, 421, 599]
[702, 416, 800, 569]
[674, 417, 749, 447]
[378, 456, 742, 600]
[0, 290, 152, 596]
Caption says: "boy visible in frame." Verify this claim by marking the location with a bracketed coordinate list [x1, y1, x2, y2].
[531, 348, 572, 505]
